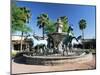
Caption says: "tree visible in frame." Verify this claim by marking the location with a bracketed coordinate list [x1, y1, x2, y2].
[19, 7, 32, 51]
[79, 19, 87, 49]
[79, 19, 87, 40]
[59, 16, 69, 32]
[44, 21, 56, 34]
[12, 2, 32, 51]
[37, 13, 49, 39]
[20, 25, 32, 51]
[12, 3, 30, 32]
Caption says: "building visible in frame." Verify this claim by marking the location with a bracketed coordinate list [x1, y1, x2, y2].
[83, 39, 96, 49]
[74, 39, 96, 49]
[12, 35, 27, 50]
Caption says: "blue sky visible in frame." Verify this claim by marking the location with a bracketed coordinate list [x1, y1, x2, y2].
[16, 1, 96, 39]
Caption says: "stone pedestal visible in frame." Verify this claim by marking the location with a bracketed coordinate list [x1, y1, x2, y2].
[56, 18, 63, 33]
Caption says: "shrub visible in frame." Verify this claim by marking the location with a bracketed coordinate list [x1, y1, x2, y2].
[11, 50, 18, 58]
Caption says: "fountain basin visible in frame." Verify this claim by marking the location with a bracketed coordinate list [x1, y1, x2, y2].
[22, 52, 93, 65]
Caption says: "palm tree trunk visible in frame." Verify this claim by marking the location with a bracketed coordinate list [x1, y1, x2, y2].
[20, 32, 23, 52]
[82, 30, 84, 40]
[82, 30, 84, 49]
[43, 26, 44, 39]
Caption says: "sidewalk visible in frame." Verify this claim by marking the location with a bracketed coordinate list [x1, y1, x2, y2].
[12, 55, 96, 74]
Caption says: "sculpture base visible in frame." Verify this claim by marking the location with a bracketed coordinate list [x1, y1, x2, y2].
[20, 52, 93, 65]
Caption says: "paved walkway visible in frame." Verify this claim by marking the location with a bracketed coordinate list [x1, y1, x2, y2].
[12, 55, 96, 74]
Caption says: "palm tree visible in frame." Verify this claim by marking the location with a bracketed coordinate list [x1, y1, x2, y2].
[12, 4, 31, 51]
[79, 19, 87, 40]
[19, 7, 31, 51]
[79, 19, 87, 49]
[37, 13, 49, 39]
[59, 16, 69, 32]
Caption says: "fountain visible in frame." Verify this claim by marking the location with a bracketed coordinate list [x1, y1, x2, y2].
[48, 18, 67, 54]
[14, 18, 93, 65]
